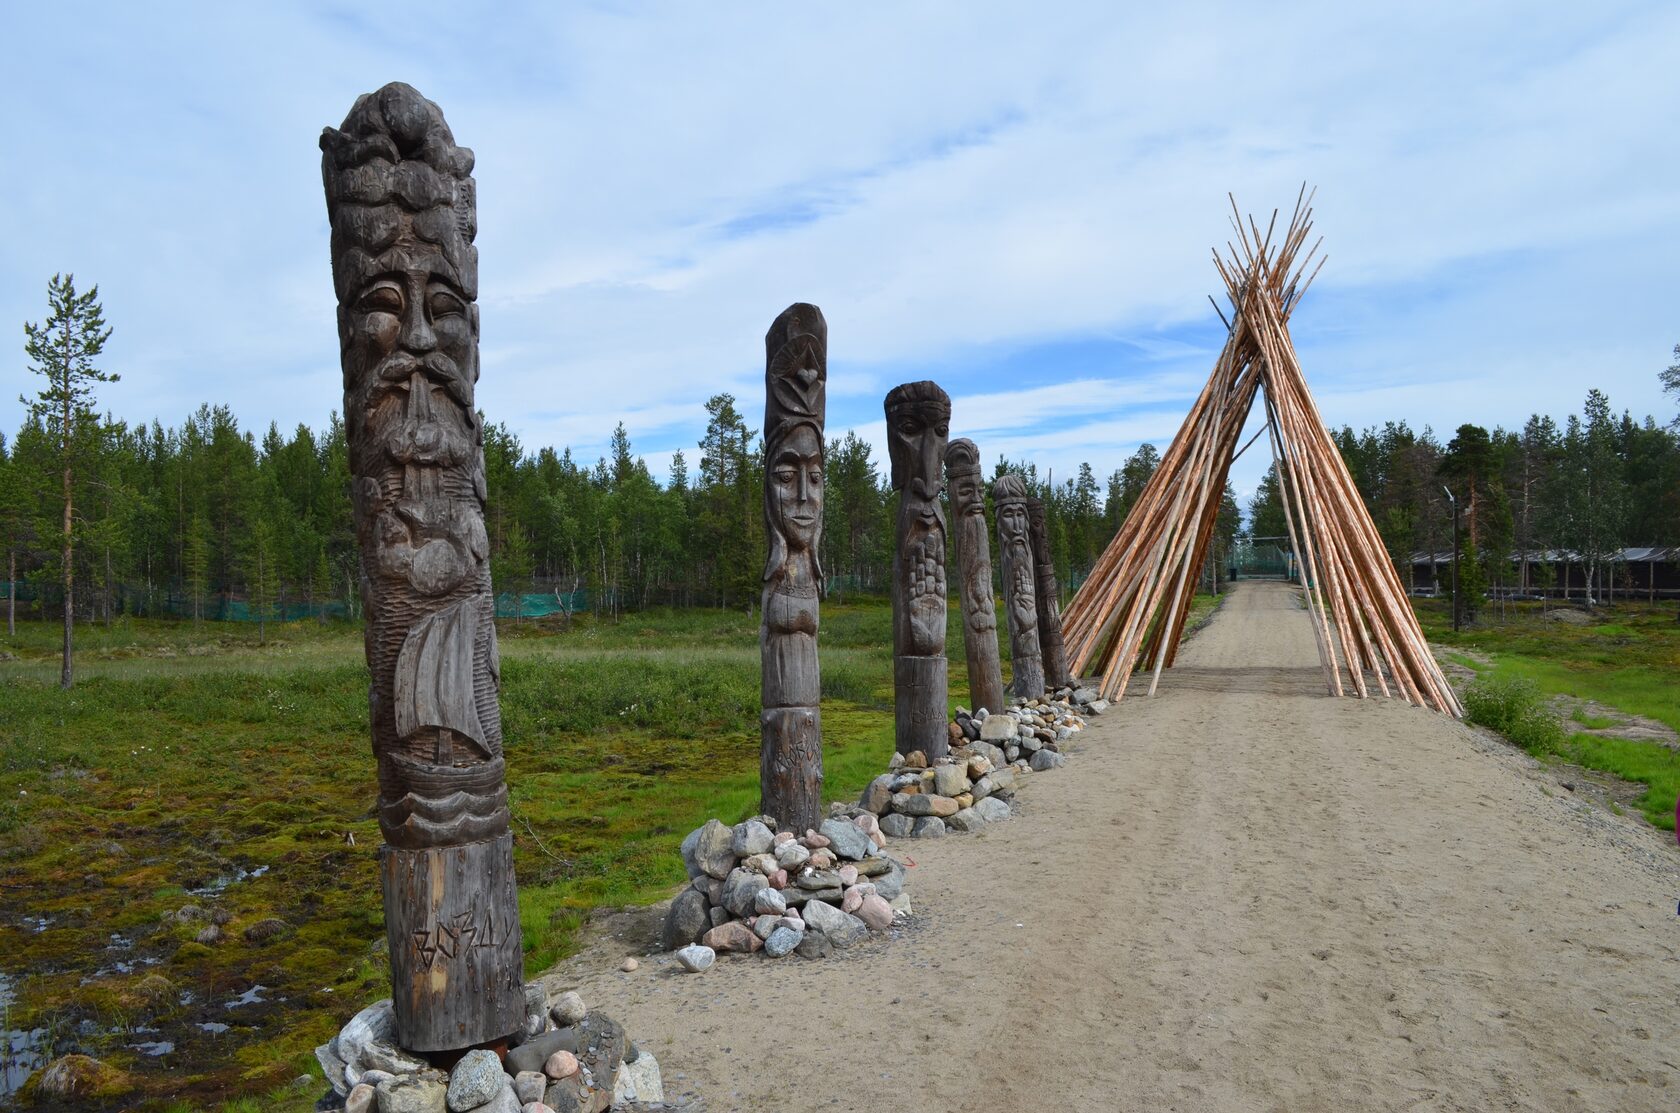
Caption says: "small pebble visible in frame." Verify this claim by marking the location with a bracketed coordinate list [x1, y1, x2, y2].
[544, 1050, 580, 1079]
[620, 957, 639, 972]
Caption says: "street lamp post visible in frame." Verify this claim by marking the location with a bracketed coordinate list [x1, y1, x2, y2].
[1442, 485, 1460, 633]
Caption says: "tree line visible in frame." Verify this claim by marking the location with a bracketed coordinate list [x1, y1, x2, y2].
[2, 385, 1206, 631]
[1247, 387, 1680, 615]
[9, 276, 1671, 649]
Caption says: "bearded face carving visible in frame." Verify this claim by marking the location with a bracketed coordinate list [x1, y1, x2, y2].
[323, 82, 521, 1052]
[995, 474, 1045, 700]
[946, 438, 1005, 714]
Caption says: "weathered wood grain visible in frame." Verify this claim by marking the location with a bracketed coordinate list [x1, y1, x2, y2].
[759, 303, 827, 832]
[323, 82, 523, 1050]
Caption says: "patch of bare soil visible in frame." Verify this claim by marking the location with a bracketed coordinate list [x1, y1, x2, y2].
[545, 581, 1680, 1112]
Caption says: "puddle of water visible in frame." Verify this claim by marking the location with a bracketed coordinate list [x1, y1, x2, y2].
[1, 1026, 49, 1099]
[198, 1022, 229, 1035]
[187, 865, 269, 898]
[131, 1039, 174, 1057]
[20, 918, 51, 935]
[225, 985, 267, 1009]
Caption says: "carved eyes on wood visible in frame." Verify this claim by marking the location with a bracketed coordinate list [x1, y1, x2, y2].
[893, 413, 949, 440]
[354, 276, 469, 327]
[771, 464, 823, 494]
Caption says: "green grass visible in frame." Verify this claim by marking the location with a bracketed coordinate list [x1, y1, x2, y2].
[1462, 675, 1566, 753]
[0, 596, 1034, 1111]
[1570, 707, 1620, 730]
[1420, 597, 1680, 831]
[1553, 731, 1680, 830]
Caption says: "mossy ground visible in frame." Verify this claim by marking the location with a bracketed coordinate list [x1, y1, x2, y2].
[1421, 597, 1680, 829]
[0, 598, 1022, 1111]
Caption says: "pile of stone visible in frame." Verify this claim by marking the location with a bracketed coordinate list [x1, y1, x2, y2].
[316, 986, 661, 1113]
[662, 815, 909, 964]
[852, 689, 1102, 839]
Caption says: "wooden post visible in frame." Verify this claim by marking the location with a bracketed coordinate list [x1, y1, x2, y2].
[885, 382, 951, 760]
[945, 438, 1006, 713]
[1025, 497, 1072, 689]
[759, 303, 826, 833]
[995, 475, 1044, 700]
[322, 83, 524, 1052]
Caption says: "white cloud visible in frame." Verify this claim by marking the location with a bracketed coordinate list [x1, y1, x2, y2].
[2, 0, 1675, 485]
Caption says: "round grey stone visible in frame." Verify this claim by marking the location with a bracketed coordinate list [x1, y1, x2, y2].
[878, 812, 914, 838]
[675, 944, 715, 972]
[910, 816, 947, 838]
[445, 1049, 503, 1112]
[763, 925, 803, 957]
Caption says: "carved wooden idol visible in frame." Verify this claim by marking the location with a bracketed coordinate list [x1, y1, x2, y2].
[945, 438, 1005, 714]
[1026, 496, 1072, 689]
[759, 303, 826, 833]
[994, 474, 1045, 700]
[884, 382, 951, 760]
[321, 83, 522, 1052]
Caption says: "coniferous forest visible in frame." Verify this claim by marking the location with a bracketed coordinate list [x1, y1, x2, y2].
[4, 279, 1677, 631]
[4, 386, 1675, 630]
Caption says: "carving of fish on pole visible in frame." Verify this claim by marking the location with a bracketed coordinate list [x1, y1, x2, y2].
[885, 382, 951, 761]
[759, 303, 827, 834]
[995, 475, 1045, 700]
[945, 438, 1005, 714]
[321, 83, 522, 1053]
[1026, 495, 1072, 689]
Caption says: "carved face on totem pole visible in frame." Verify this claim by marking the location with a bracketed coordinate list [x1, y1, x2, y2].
[944, 438, 994, 633]
[323, 82, 504, 847]
[995, 474, 1038, 638]
[764, 304, 826, 584]
[884, 381, 950, 656]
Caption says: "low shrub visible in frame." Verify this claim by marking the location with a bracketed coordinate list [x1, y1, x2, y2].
[1463, 675, 1565, 753]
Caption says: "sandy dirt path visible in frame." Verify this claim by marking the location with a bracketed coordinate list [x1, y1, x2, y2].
[551, 581, 1680, 1111]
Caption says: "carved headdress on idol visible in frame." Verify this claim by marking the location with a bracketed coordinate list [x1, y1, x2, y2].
[945, 437, 982, 482]
[994, 472, 1031, 508]
[763, 302, 827, 585]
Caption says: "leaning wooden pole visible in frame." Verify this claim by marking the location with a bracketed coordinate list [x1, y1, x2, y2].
[1060, 189, 1461, 717]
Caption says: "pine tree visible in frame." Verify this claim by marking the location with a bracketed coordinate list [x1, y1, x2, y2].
[21, 274, 116, 688]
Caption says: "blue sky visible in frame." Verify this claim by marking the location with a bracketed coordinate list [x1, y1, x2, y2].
[3, 2, 1676, 508]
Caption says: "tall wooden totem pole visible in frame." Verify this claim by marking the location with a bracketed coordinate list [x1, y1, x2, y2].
[322, 83, 523, 1052]
[994, 474, 1045, 700]
[945, 438, 1005, 714]
[759, 303, 826, 834]
[1026, 496, 1072, 689]
[885, 381, 951, 761]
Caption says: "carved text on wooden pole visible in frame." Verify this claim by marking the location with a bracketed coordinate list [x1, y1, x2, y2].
[994, 474, 1044, 700]
[885, 381, 951, 760]
[322, 82, 522, 1053]
[945, 438, 1005, 714]
[759, 302, 826, 833]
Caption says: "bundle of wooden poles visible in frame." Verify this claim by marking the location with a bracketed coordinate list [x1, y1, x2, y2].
[1060, 189, 1463, 717]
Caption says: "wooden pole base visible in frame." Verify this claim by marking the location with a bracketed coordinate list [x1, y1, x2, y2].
[761, 705, 824, 834]
[381, 833, 525, 1053]
[894, 655, 949, 761]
